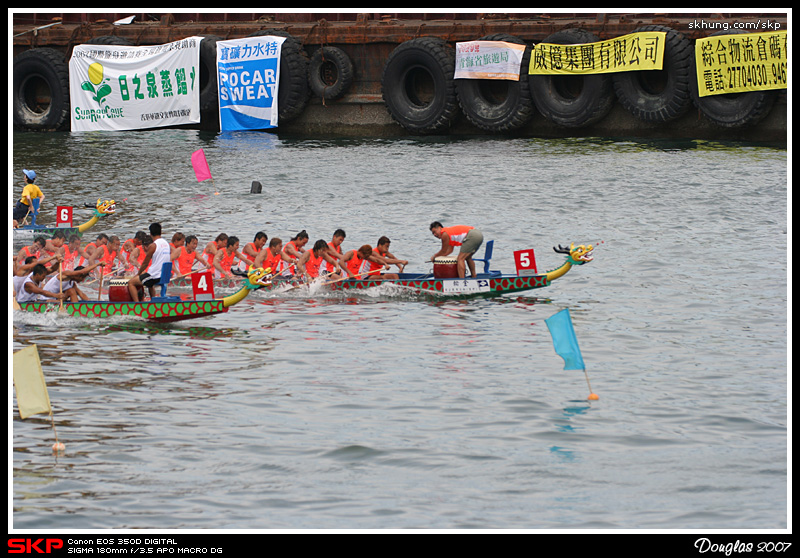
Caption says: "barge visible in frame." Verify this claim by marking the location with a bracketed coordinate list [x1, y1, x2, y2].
[11, 12, 788, 142]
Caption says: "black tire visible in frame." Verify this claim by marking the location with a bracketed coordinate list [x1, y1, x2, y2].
[611, 25, 693, 122]
[689, 29, 777, 128]
[455, 33, 535, 133]
[308, 46, 354, 100]
[198, 35, 223, 114]
[528, 29, 615, 128]
[248, 30, 310, 123]
[12, 48, 70, 131]
[381, 37, 460, 134]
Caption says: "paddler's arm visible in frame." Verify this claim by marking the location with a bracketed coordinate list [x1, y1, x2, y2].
[431, 233, 453, 261]
[137, 244, 156, 275]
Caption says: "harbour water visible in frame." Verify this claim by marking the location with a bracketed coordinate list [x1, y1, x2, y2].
[11, 129, 788, 531]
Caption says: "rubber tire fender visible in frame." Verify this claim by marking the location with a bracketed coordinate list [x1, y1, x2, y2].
[381, 37, 460, 134]
[611, 25, 693, 122]
[689, 28, 778, 128]
[528, 29, 615, 128]
[13, 47, 71, 131]
[455, 33, 535, 133]
[248, 30, 310, 123]
[308, 46, 354, 100]
[198, 35, 223, 114]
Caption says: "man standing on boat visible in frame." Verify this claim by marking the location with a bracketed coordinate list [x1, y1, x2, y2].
[429, 222, 484, 279]
[13, 169, 45, 224]
[127, 222, 171, 302]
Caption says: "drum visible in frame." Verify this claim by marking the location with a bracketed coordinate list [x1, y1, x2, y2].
[108, 278, 142, 302]
[433, 256, 458, 278]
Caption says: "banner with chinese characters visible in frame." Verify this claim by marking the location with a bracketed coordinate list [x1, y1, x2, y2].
[694, 30, 787, 97]
[216, 36, 285, 131]
[69, 37, 202, 131]
[454, 40, 527, 80]
[529, 31, 666, 75]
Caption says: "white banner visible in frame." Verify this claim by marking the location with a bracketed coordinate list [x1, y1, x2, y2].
[216, 36, 284, 131]
[454, 40, 527, 81]
[69, 37, 202, 131]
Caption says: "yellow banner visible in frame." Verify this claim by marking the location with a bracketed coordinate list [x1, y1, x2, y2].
[529, 31, 666, 75]
[695, 30, 787, 96]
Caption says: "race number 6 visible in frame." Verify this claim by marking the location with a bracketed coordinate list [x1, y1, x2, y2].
[56, 206, 73, 227]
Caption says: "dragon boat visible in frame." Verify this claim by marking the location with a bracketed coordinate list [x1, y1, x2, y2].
[327, 243, 594, 297]
[14, 266, 274, 323]
[13, 198, 117, 244]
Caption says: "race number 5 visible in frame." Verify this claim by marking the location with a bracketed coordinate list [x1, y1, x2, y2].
[56, 206, 73, 227]
[191, 270, 215, 300]
[513, 248, 537, 275]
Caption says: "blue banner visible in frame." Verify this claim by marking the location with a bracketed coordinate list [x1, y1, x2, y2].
[545, 308, 586, 371]
[216, 36, 284, 131]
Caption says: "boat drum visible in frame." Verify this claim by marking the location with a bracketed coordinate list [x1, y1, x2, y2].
[433, 256, 458, 278]
[108, 278, 143, 302]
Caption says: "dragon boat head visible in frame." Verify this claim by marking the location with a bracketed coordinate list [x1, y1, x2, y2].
[95, 198, 117, 216]
[554, 243, 594, 265]
[243, 266, 275, 289]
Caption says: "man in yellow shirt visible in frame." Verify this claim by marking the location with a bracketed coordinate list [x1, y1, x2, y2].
[13, 169, 45, 224]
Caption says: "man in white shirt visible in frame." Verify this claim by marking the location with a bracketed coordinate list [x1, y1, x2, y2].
[127, 222, 172, 302]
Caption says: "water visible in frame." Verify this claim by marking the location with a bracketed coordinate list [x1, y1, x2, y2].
[11, 129, 788, 531]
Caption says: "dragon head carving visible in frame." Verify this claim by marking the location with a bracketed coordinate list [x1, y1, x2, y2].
[94, 198, 116, 216]
[244, 266, 274, 289]
[554, 243, 594, 265]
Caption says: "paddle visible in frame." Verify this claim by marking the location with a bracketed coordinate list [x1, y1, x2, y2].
[322, 266, 389, 286]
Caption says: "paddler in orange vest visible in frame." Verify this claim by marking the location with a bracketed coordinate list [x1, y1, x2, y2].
[283, 230, 309, 263]
[203, 233, 228, 268]
[242, 232, 267, 265]
[212, 236, 250, 279]
[340, 244, 395, 280]
[374, 236, 408, 276]
[88, 235, 122, 275]
[296, 239, 346, 282]
[253, 237, 296, 277]
[429, 221, 484, 278]
[61, 234, 83, 271]
[15, 236, 46, 266]
[120, 231, 147, 274]
[174, 235, 212, 277]
[79, 233, 109, 267]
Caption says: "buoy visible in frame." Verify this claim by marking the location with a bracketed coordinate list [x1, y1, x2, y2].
[587, 393, 599, 401]
[52, 441, 65, 452]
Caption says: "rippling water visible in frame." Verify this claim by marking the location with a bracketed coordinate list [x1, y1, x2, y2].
[11, 129, 787, 530]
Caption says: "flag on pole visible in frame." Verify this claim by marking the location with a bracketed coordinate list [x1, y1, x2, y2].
[545, 308, 586, 371]
[13, 345, 52, 419]
[191, 149, 213, 182]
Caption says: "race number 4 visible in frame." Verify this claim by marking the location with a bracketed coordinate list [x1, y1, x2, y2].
[514, 249, 537, 275]
[56, 206, 73, 227]
[191, 271, 215, 300]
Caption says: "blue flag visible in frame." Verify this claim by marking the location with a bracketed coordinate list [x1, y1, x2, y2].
[545, 308, 586, 371]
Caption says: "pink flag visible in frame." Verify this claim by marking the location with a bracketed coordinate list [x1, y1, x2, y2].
[191, 149, 213, 182]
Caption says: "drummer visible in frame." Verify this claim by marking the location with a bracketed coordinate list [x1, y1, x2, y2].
[429, 221, 484, 278]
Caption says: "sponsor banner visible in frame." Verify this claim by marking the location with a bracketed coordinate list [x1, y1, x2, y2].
[529, 31, 666, 75]
[694, 30, 787, 96]
[216, 36, 284, 131]
[454, 40, 527, 81]
[69, 37, 202, 131]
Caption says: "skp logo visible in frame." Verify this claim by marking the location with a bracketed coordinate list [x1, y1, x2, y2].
[8, 539, 64, 554]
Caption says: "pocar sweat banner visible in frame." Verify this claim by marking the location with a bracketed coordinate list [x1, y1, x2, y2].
[216, 35, 285, 131]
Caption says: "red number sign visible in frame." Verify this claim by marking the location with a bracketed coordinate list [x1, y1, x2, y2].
[513, 249, 537, 275]
[191, 271, 215, 300]
[56, 206, 73, 227]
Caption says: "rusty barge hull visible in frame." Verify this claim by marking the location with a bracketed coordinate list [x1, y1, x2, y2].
[11, 13, 788, 142]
